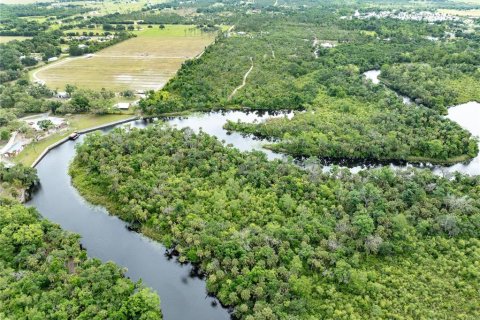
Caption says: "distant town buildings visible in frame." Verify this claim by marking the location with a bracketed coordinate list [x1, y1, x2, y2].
[344, 10, 461, 22]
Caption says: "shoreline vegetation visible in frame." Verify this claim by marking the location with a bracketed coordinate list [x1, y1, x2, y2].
[260, 143, 474, 166]
[69, 126, 480, 319]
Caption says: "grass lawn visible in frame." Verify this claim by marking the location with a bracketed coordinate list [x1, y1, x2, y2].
[33, 24, 216, 91]
[19, 16, 49, 23]
[0, 36, 32, 44]
[14, 113, 135, 166]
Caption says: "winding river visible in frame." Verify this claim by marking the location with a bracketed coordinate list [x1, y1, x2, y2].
[27, 102, 479, 319]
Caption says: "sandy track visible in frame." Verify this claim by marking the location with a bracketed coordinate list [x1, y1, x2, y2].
[228, 57, 253, 100]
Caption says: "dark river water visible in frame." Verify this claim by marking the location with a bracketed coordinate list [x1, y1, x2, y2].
[26, 103, 479, 319]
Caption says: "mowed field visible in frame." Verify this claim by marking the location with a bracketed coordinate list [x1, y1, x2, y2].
[33, 25, 216, 91]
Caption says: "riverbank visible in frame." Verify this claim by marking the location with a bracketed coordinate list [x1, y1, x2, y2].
[262, 143, 474, 166]
[14, 113, 136, 166]
[70, 164, 172, 244]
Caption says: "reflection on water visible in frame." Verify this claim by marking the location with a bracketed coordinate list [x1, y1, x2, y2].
[164, 110, 293, 160]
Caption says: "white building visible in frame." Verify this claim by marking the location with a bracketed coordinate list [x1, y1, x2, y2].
[114, 102, 130, 110]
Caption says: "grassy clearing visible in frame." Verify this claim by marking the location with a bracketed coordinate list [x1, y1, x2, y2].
[33, 24, 216, 91]
[14, 113, 134, 166]
[0, 36, 32, 44]
[19, 16, 49, 23]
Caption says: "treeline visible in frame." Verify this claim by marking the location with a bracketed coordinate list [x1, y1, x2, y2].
[0, 3, 89, 19]
[50, 85, 119, 115]
[0, 200, 162, 319]
[70, 126, 480, 319]
[338, 16, 447, 39]
[0, 82, 119, 115]
[90, 12, 193, 26]
[0, 18, 50, 36]
[68, 32, 136, 56]
[0, 82, 54, 114]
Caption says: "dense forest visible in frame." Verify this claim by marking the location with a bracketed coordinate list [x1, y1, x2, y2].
[71, 126, 480, 319]
[0, 200, 162, 319]
[139, 13, 479, 163]
[139, 13, 479, 113]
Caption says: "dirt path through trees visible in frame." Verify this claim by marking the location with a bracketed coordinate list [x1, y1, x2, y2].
[228, 57, 253, 100]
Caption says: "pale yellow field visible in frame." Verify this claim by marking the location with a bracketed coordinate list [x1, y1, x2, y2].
[438, 9, 480, 17]
[33, 25, 216, 91]
[0, 36, 31, 43]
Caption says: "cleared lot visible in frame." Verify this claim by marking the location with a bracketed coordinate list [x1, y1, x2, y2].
[33, 25, 216, 91]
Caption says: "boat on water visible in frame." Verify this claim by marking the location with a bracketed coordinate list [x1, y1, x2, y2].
[69, 132, 79, 140]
